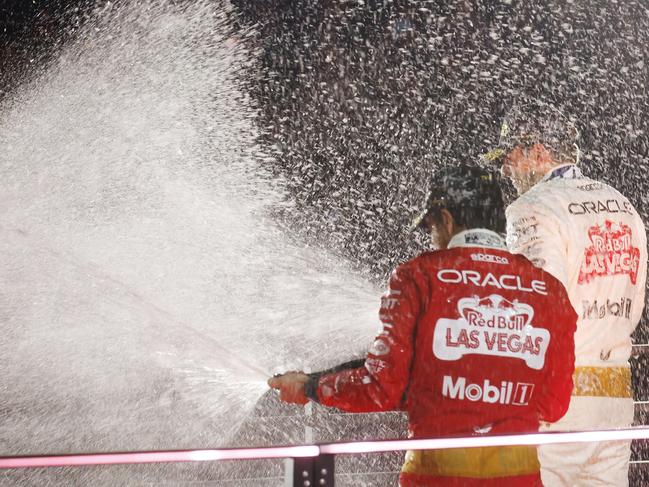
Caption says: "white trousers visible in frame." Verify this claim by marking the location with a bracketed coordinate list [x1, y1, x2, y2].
[539, 396, 635, 487]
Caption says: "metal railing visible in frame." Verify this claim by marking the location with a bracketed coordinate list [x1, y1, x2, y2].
[3, 427, 649, 486]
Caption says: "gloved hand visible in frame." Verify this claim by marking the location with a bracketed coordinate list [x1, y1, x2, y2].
[268, 371, 310, 405]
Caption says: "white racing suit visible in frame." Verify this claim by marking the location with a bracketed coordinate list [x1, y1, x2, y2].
[506, 164, 647, 486]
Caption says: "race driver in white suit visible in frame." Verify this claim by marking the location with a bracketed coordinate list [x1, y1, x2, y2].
[482, 99, 647, 486]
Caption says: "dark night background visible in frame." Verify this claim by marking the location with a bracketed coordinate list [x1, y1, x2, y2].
[3, 0, 649, 280]
[2, 0, 649, 484]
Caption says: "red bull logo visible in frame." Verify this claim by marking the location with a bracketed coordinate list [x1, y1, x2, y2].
[578, 221, 640, 284]
[433, 294, 550, 369]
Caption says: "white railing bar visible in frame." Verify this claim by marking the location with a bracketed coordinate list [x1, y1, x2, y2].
[3, 428, 649, 469]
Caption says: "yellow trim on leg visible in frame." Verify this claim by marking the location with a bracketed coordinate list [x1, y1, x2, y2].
[572, 366, 631, 398]
[401, 446, 540, 478]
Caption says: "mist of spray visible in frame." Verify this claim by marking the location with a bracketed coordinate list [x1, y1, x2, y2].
[0, 0, 380, 466]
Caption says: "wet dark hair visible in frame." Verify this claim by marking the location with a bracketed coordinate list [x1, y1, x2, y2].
[414, 164, 506, 233]
[500, 100, 580, 164]
[480, 99, 580, 168]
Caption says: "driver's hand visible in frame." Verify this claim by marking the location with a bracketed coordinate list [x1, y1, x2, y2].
[268, 372, 310, 405]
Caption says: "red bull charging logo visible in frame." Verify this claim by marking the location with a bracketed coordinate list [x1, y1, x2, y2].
[578, 220, 640, 284]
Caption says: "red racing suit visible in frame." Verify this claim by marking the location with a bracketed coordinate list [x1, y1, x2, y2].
[306, 229, 577, 486]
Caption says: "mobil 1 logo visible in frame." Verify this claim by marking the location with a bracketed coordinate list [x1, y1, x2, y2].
[442, 375, 535, 406]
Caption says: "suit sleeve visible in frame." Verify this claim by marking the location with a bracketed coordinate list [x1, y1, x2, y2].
[311, 263, 425, 413]
[506, 198, 569, 287]
[631, 214, 648, 330]
[536, 281, 577, 423]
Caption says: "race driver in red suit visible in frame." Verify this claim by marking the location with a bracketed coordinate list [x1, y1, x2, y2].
[269, 165, 577, 486]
